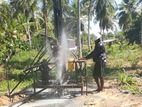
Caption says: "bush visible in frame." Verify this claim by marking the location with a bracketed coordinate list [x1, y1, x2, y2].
[117, 69, 142, 94]
[82, 45, 92, 56]
[118, 70, 135, 85]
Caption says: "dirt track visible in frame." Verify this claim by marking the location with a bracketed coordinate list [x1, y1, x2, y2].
[72, 81, 142, 107]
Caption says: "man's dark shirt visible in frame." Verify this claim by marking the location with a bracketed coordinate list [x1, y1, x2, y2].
[85, 42, 105, 62]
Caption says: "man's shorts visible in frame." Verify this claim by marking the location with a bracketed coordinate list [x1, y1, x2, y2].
[93, 60, 105, 78]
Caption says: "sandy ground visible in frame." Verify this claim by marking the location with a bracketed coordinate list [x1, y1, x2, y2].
[68, 80, 142, 107]
[0, 80, 142, 107]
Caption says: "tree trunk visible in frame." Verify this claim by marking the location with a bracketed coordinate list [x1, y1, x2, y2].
[77, 0, 82, 57]
[100, 29, 104, 41]
[44, 14, 48, 44]
[44, 15, 48, 36]
[140, 18, 142, 47]
[88, 0, 91, 50]
[26, 19, 32, 47]
[140, 3, 142, 47]
[43, 0, 48, 44]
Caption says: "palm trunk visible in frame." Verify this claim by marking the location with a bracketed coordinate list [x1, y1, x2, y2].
[101, 29, 104, 41]
[77, 0, 82, 57]
[140, 3, 142, 47]
[44, 14, 48, 44]
[44, 14, 48, 36]
[88, 0, 91, 50]
[43, 0, 48, 42]
[26, 19, 32, 47]
[140, 18, 142, 47]
[88, 14, 91, 50]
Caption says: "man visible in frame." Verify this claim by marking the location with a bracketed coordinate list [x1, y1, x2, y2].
[81, 33, 106, 91]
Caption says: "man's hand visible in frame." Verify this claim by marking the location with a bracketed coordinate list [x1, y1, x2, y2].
[79, 57, 86, 60]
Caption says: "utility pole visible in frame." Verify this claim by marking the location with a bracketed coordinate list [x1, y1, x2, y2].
[77, 0, 82, 57]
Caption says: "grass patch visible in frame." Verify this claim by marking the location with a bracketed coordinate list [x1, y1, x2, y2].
[8, 49, 38, 70]
[0, 79, 32, 95]
[104, 67, 119, 80]
[106, 43, 142, 68]
[117, 69, 142, 94]
[0, 49, 38, 94]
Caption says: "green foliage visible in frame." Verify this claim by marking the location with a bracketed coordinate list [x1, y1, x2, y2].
[0, 49, 38, 94]
[32, 35, 44, 49]
[95, 0, 115, 31]
[121, 84, 142, 94]
[0, 79, 32, 94]
[118, 69, 135, 85]
[0, 69, 5, 81]
[117, 69, 142, 94]
[8, 49, 38, 69]
[105, 42, 142, 94]
[0, 2, 29, 63]
[106, 41, 142, 68]
[104, 32, 115, 40]
[82, 45, 91, 56]
[117, 0, 141, 44]
[125, 16, 141, 44]
[0, 34, 28, 64]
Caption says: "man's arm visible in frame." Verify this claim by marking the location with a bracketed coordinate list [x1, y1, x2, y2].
[85, 50, 94, 59]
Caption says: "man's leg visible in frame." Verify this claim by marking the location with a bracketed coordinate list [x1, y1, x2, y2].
[93, 63, 101, 91]
[94, 77, 101, 91]
[99, 60, 105, 91]
[100, 76, 104, 91]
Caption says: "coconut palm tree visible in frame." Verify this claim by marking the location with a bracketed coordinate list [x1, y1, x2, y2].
[117, 0, 138, 31]
[64, 0, 78, 36]
[42, 0, 53, 37]
[95, 0, 115, 36]
[117, 0, 142, 44]
[63, 0, 83, 56]
[82, 0, 115, 41]
[81, 0, 95, 50]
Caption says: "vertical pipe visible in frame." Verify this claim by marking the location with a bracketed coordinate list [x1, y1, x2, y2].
[53, 0, 63, 41]
[58, 0, 63, 41]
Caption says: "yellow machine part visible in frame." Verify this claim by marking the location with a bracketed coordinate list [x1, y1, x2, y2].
[67, 58, 75, 71]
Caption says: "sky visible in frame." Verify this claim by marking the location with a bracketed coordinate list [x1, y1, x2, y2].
[116, 0, 122, 5]
[89, 20, 120, 34]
